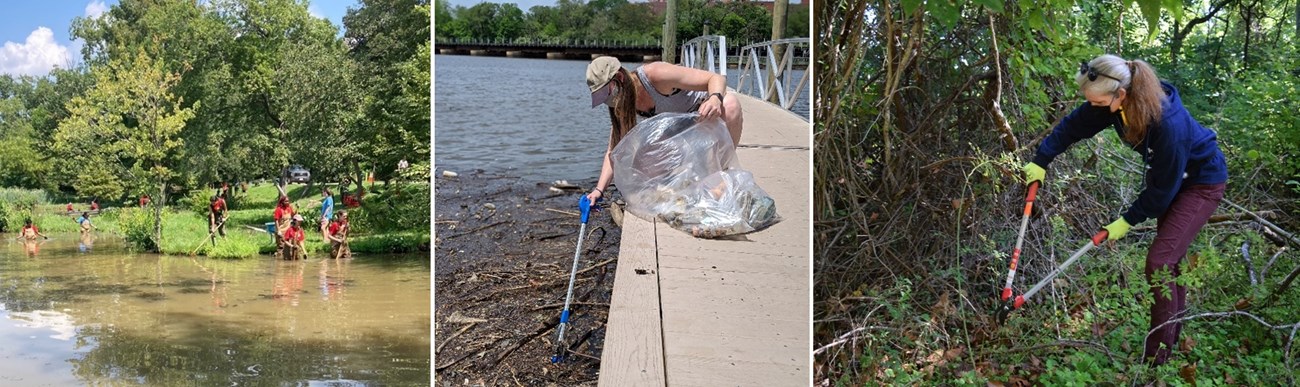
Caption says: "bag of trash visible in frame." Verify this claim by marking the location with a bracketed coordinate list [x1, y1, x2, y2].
[610, 113, 780, 237]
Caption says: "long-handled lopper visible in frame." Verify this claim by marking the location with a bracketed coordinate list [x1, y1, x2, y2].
[999, 181, 1040, 303]
[551, 195, 593, 363]
[996, 229, 1108, 324]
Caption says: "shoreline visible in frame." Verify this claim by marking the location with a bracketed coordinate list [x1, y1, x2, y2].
[434, 169, 621, 385]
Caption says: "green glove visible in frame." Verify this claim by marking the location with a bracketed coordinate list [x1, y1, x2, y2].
[1022, 162, 1046, 184]
[1103, 217, 1131, 240]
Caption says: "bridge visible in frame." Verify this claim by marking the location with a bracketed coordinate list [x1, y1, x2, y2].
[434, 38, 663, 61]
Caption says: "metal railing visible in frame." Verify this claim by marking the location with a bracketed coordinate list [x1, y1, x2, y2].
[434, 37, 661, 48]
[679, 35, 727, 78]
[736, 38, 810, 111]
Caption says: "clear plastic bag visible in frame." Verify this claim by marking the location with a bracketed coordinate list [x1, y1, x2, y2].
[610, 113, 780, 237]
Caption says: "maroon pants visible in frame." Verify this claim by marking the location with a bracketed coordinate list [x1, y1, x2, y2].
[1143, 183, 1225, 365]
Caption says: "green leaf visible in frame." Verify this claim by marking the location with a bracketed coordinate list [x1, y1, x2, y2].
[1247, 150, 1260, 160]
[973, 0, 1004, 13]
[931, 0, 962, 29]
[1135, 0, 1162, 35]
[900, 0, 924, 16]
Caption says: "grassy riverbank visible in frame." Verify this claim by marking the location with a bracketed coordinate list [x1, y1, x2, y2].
[0, 182, 429, 258]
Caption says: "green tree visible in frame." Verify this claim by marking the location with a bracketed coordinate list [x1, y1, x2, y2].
[54, 49, 197, 250]
[345, 0, 431, 188]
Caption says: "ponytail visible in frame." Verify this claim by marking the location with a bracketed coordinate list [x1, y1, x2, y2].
[607, 68, 638, 151]
[1078, 55, 1166, 145]
[1119, 59, 1165, 145]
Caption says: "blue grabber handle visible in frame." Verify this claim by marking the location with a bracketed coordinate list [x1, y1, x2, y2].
[552, 195, 594, 364]
[579, 195, 592, 224]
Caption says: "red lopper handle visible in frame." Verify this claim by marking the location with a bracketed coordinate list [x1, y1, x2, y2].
[1091, 230, 1108, 245]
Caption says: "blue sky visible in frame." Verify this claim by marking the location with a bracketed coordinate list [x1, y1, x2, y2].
[0, 0, 357, 77]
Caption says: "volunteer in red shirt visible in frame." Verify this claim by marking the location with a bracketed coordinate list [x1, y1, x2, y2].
[209, 194, 228, 237]
[327, 211, 350, 259]
[273, 196, 295, 240]
[282, 219, 307, 260]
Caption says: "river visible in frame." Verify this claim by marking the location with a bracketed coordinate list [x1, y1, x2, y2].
[0, 234, 430, 386]
[434, 54, 809, 182]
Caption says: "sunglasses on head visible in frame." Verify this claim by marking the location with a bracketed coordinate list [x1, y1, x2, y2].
[1079, 61, 1122, 83]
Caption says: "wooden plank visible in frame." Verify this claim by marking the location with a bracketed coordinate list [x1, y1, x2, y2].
[656, 146, 811, 386]
[598, 216, 666, 387]
[731, 93, 811, 149]
[663, 333, 808, 386]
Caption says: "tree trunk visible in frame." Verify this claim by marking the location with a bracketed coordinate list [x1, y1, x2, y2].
[153, 181, 165, 253]
[662, 0, 677, 63]
[767, 0, 789, 105]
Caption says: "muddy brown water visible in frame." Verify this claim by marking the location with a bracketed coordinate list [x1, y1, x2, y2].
[0, 234, 430, 386]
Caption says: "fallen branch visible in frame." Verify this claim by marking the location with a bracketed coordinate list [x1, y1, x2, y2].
[1262, 247, 1289, 279]
[445, 221, 508, 239]
[998, 339, 1117, 364]
[1262, 263, 1300, 308]
[529, 302, 610, 312]
[813, 325, 896, 356]
[1242, 241, 1259, 286]
[436, 322, 478, 355]
[469, 256, 614, 303]
[1224, 199, 1299, 246]
[545, 208, 579, 217]
[1146, 310, 1300, 349]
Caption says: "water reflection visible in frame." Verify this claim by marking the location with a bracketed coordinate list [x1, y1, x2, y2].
[0, 234, 430, 386]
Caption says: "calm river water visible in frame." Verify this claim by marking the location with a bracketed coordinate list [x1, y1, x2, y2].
[434, 55, 809, 182]
[0, 234, 430, 386]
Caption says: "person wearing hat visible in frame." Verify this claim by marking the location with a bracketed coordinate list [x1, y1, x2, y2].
[584, 56, 743, 204]
[282, 217, 307, 260]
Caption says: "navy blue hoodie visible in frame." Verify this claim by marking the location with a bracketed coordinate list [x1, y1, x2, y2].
[1033, 81, 1228, 225]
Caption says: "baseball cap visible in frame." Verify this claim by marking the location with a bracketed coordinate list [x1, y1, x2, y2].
[587, 56, 621, 108]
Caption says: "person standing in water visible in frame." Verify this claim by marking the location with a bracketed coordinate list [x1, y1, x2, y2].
[76, 212, 97, 235]
[17, 219, 48, 240]
[583, 56, 744, 204]
[282, 217, 307, 260]
[327, 211, 350, 259]
[1024, 54, 1227, 366]
[273, 196, 295, 243]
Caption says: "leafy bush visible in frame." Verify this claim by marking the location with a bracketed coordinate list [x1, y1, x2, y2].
[349, 231, 430, 254]
[118, 207, 158, 252]
[350, 183, 430, 234]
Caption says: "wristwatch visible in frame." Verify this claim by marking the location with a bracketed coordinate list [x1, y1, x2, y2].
[710, 92, 724, 103]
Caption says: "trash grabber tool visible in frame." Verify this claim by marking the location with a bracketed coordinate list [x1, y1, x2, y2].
[997, 229, 1107, 325]
[1001, 181, 1040, 301]
[552, 195, 593, 363]
[190, 215, 231, 256]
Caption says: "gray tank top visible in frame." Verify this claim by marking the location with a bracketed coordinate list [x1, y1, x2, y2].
[636, 66, 709, 117]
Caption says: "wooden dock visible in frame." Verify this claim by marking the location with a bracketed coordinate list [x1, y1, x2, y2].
[599, 92, 810, 386]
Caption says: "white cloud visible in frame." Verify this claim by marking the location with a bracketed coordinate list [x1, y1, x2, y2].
[85, 0, 109, 18]
[308, 4, 324, 19]
[0, 27, 73, 76]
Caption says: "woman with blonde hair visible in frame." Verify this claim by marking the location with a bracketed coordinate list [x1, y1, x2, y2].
[584, 56, 744, 203]
[1023, 54, 1228, 365]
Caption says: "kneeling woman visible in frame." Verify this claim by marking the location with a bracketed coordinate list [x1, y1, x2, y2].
[584, 56, 743, 203]
[1024, 54, 1227, 365]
